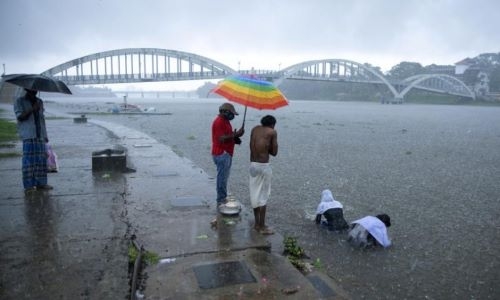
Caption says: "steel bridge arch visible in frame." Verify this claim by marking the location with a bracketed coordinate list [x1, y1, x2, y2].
[398, 74, 475, 99]
[41, 48, 236, 85]
[278, 59, 399, 98]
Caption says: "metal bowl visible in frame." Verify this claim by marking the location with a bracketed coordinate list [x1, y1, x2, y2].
[225, 200, 240, 208]
[219, 206, 241, 215]
[219, 200, 242, 215]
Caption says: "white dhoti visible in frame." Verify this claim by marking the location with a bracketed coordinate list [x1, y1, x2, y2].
[249, 162, 272, 208]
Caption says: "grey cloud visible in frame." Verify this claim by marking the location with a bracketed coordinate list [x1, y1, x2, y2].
[1, 0, 499, 73]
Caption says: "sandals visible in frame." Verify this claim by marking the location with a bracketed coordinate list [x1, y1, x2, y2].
[259, 227, 274, 235]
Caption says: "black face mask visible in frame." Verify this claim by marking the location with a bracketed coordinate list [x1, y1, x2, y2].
[222, 111, 235, 120]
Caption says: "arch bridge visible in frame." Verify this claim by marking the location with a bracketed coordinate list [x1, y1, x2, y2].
[41, 48, 475, 100]
[42, 48, 236, 85]
[277, 59, 475, 100]
[398, 74, 475, 99]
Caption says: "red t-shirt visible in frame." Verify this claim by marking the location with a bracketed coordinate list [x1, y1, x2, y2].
[211, 115, 235, 156]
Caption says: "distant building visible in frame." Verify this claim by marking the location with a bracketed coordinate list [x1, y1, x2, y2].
[453, 58, 497, 99]
[425, 64, 455, 76]
[455, 58, 475, 75]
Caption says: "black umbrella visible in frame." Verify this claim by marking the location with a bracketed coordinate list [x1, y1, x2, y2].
[2, 73, 72, 94]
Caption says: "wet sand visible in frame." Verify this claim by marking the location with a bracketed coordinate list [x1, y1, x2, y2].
[46, 98, 500, 299]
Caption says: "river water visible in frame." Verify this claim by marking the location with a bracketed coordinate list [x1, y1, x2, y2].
[47, 97, 500, 299]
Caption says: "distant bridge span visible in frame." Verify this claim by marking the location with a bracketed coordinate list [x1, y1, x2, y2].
[278, 59, 399, 98]
[39, 48, 474, 100]
[277, 59, 475, 100]
[399, 74, 475, 99]
[42, 48, 236, 85]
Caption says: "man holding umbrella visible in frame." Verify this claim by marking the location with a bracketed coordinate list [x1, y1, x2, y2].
[210, 74, 287, 215]
[5, 73, 71, 194]
[211, 102, 244, 210]
[14, 88, 53, 194]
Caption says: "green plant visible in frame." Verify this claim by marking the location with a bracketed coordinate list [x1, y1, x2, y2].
[283, 236, 306, 258]
[0, 119, 18, 142]
[142, 251, 160, 265]
[128, 245, 139, 263]
[283, 236, 309, 272]
[128, 244, 160, 265]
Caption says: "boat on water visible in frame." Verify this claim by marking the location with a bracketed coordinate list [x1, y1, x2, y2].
[108, 103, 157, 113]
[119, 103, 143, 112]
[108, 96, 156, 113]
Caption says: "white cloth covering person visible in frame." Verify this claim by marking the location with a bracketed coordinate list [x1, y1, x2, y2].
[316, 189, 343, 214]
[315, 189, 349, 231]
[249, 162, 272, 208]
[348, 215, 392, 248]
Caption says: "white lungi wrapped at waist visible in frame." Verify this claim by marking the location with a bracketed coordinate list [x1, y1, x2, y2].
[249, 162, 272, 208]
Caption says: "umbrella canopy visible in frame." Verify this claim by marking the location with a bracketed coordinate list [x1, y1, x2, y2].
[2, 73, 72, 94]
[212, 75, 288, 110]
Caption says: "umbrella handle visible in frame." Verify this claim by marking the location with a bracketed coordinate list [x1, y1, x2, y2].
[242, 106, 247, 129]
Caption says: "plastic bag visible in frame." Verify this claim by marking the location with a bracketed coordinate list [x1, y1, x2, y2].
[46, 144, 59, 173]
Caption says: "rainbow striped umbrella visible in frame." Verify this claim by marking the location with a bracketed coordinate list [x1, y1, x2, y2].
[212, 75, 288, 126]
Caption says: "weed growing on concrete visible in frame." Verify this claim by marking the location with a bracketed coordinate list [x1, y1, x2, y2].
[283, 236, 308, 271]
[128, 245, 160, 265]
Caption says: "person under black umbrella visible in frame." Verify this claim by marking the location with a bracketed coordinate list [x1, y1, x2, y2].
[13, 88, 53, 194]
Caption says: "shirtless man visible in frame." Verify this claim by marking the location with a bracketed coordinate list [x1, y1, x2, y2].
[249, 115, 278, 235]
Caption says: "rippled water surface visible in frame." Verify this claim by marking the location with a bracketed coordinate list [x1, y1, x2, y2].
[49, 98, 500, 299]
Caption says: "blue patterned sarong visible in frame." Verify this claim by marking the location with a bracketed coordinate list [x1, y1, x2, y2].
[22, 139, 47, 189]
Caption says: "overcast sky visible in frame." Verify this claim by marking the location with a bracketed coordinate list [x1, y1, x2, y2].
[1, 0, 499, 90]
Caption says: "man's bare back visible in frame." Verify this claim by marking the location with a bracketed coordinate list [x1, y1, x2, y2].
[250, 125, 278, 163]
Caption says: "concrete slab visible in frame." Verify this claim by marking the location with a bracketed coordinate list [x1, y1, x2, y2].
[145, 249, 326, 299]
[193, 260, 257, 289]
[128, 205, 271, 258]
